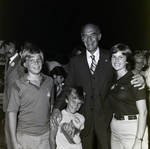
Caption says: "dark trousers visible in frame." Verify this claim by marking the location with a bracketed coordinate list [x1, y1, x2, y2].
[81, 113, 111, 149]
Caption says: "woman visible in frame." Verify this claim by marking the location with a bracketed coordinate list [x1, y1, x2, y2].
[144, 52, 150, 89]
[109, 43, 148, 149]
[132, 53, 146, 75]
[144, 53, 150, 130]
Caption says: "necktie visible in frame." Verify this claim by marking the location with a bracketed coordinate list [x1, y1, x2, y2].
[6, 58, 10, 70]
[90, 55, 97, 74]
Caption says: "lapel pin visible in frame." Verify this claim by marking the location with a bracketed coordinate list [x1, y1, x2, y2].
[11, 62, 15, 66]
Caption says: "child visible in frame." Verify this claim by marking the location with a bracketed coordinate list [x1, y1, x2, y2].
[7, 45, 54, 149]
[50, 86, 85, 149]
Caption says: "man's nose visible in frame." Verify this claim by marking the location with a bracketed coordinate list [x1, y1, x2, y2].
[87, 36, 92, 41]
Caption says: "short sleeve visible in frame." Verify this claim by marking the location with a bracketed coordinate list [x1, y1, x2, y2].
[7, 81, 21, 112]
[131, 84, 146, 101]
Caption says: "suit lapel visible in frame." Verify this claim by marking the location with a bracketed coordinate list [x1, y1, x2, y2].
[79, 53, 92, 92]
[78, 49, 111, 92]
[99, 49, 110, 91]
[7, 55, 20, 76]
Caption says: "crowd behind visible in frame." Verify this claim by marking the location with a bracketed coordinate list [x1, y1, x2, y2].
[0, 23, 150, 149]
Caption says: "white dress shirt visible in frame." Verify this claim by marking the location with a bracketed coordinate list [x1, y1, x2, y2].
[86, 47, 100, 68]
[9, 53, 18, 64]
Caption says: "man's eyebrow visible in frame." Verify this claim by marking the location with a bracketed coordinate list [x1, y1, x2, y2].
[83, 32, 96, 35]
[28, 56, 34, 58]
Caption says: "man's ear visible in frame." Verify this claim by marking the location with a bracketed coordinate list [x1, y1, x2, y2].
[98, 33, 102, 41]
[53, 74, 57, 79]
[81, 35, 84, 42]
[65, 99, 68, 103]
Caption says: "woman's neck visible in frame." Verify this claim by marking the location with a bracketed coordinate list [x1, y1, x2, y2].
[116, 69, 128, 80]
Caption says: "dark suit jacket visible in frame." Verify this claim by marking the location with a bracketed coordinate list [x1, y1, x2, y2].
[54, 48, 115, 136]
[3, 54, 25, 112]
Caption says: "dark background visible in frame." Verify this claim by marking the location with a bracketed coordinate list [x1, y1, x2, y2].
[0, 0, 149, 63]
[0, 1, 149, 148]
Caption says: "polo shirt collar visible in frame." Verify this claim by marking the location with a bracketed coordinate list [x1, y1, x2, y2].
[24, 73, 46, 85]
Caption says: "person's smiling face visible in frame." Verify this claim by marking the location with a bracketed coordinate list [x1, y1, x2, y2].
[65, 92, 83, 114]
[24, 54, 43, 75]
[134, 58, 144, 71]
[111, 51, 127, 72]
[81, 24, 101, 54]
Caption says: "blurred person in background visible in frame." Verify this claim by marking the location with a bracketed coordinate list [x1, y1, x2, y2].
[144, 52, 150, 135]
[132, 53, 146, 76]
[144, 52, 150, 89]
[50, 66, 66, 103]
[71, 46, 85, 57]
[3, 40, 25, 149]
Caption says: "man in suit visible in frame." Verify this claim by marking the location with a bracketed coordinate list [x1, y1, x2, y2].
[50, 23, 144, 149]
[3, 41, 25, 149]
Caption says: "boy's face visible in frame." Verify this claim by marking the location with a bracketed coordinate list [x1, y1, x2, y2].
[54, 75, 64, 86]
[65, 92, 83, 114]
[24, 54, 43, 75]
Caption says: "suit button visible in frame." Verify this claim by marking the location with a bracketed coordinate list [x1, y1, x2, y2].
[91, 96, 93, 99]
[91, 108, 93, 111]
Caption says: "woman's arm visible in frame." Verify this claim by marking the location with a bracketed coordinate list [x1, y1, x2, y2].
[132, 99, 147, 149]
[49, 125, 58, 149]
